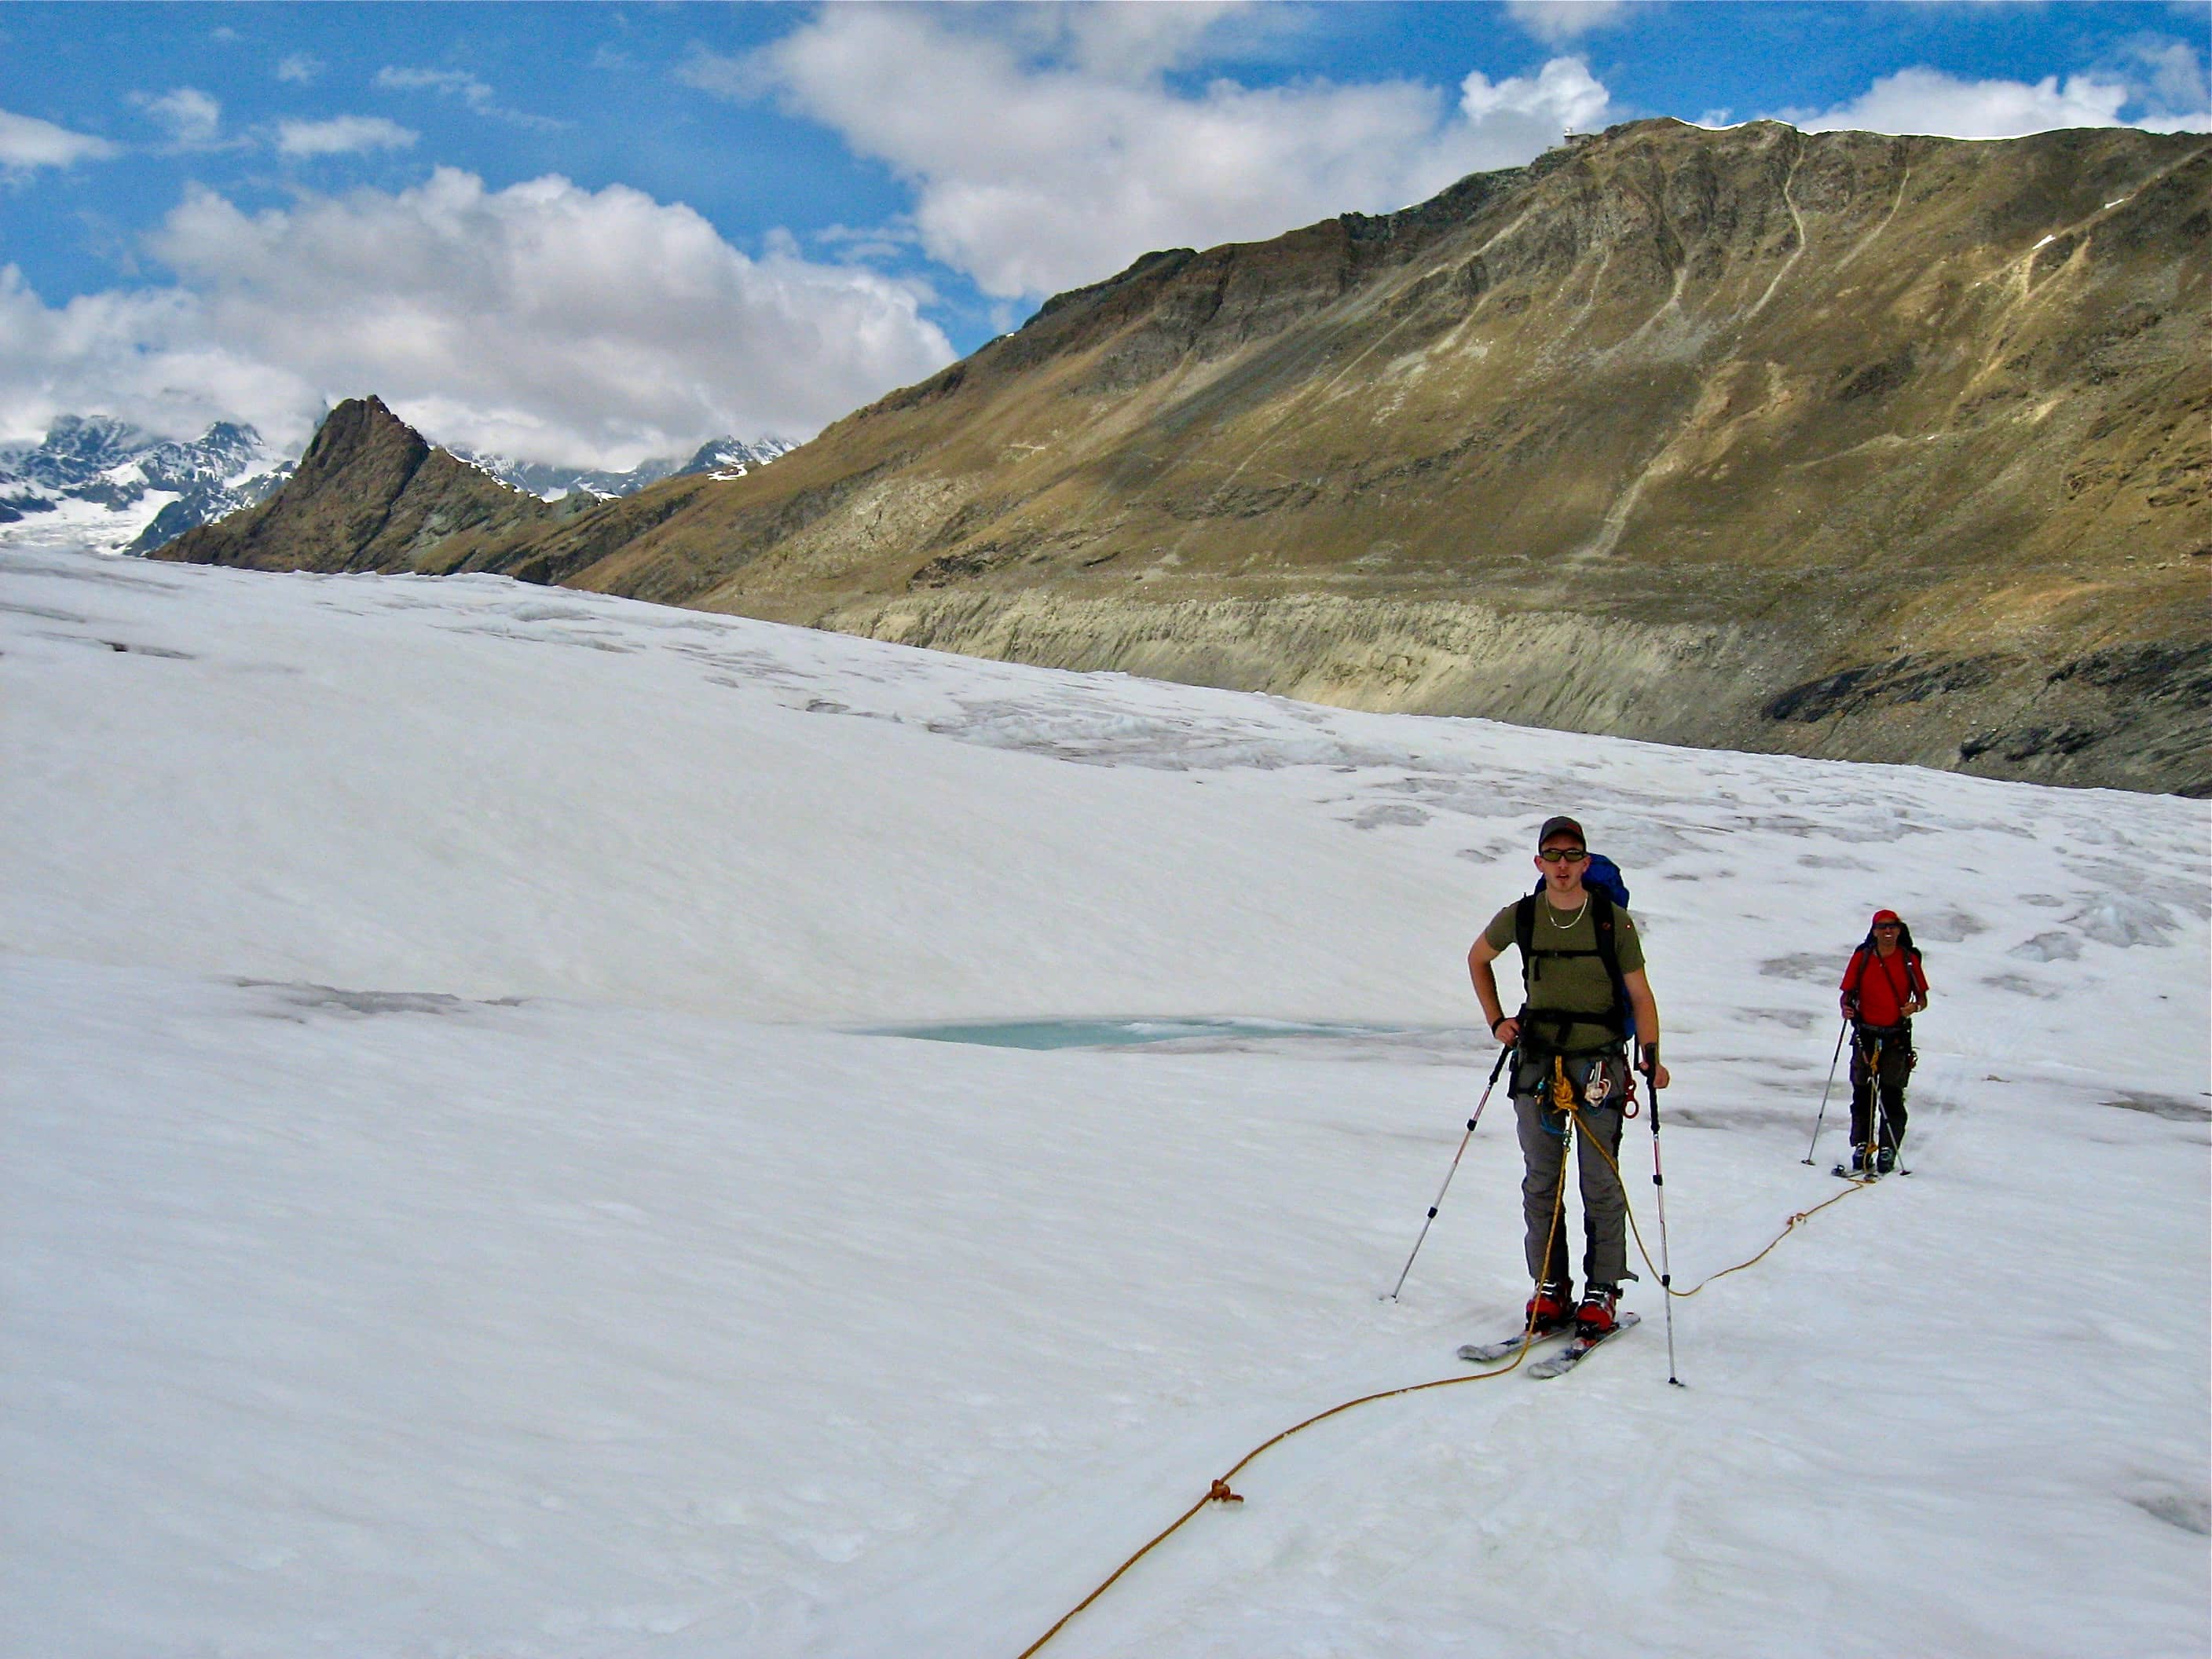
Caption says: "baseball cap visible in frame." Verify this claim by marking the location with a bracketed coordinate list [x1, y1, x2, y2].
[1870, 908, 1903, 926]
[1537, 815, 1587, 849]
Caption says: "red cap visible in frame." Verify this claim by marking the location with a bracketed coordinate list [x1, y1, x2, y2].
[1870, 909, 1902, 926]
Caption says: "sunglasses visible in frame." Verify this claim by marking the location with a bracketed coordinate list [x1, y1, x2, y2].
[1536, 848, 1589, 865]
[1875, 923, 1903, 931]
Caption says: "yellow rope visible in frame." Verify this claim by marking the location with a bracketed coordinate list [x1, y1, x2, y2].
[1560, 1095, 1876, 1298]
[1015, 1068, 1882, 1657]
[1013, 1129, 1574, 1659]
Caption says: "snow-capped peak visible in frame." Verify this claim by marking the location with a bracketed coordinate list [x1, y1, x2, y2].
[0, 417, 292, 557]
[451, 435, 797, 503]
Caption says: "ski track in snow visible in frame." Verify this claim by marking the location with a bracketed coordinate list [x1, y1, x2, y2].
[2, 547, 2206, 1659]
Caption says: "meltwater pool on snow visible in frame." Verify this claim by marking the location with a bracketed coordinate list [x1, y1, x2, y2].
[861, 1017, 1489, 1060]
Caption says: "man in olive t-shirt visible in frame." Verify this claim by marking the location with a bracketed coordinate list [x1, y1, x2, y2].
[1467, 815, 1669, 1338]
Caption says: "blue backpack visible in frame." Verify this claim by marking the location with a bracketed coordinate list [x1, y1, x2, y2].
[1576, 853, 1630, 909]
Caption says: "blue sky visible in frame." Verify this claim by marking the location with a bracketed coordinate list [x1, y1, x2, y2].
[2, 2, 2205, 464]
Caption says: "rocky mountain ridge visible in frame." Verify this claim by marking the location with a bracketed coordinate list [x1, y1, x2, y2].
[2, 412, 786, 555]
[156, 119, 2212, 793]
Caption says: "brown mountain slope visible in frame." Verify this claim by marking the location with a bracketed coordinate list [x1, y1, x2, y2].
[158, 119, 2212, 793]
[159, 396, 555, 572]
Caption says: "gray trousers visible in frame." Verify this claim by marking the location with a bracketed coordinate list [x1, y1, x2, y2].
[1513, 1052, 1630, 1291]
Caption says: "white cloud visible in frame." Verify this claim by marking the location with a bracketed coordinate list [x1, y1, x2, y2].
[375, 65, 562, 132]
[275, 115, 418, 157]
[2133, 108, 2212, 134]
[0, 170, 954, 464]
[0, 266, 302, 449]
[1791, 67, 2131, 138]
[1045, 2, 1251, 77]
[1506, 2, 1634, 45]
[0, 108, 119, 170]
[275, 53, 325, 86]
[1460, 57, 1610, 131]
[722, 7, 1615, 299]
[138, 86, 224, 148]
[2124, 38, 2210, 132]
[377, 66, 495, 104]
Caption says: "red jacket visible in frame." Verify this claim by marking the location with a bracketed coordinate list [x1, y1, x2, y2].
[1842, 945, 1927, 1027]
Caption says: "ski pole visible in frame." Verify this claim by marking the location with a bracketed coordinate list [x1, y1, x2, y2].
[1801, 1017, 1851, 1166]
[1384, 1042, 1515, 1301]
[1641, 1041, 1685, 1387]
[1859, 1035, 1884, 1174]
[1886, 1043, 1913, 1176]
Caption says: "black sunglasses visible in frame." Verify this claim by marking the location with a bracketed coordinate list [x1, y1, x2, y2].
[1536, 848, 1589, 865]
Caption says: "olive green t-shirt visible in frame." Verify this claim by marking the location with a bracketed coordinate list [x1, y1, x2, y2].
[1483, 895, 1645, 1052]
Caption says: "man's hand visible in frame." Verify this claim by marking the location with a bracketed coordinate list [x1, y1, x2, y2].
[1637, 1046, 1670, 1090]
[1840, 994, 1859, 1020]
[1491, 1015, 1520, 1048]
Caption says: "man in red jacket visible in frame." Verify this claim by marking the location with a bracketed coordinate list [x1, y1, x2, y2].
[1839, 909, 1929, 1174]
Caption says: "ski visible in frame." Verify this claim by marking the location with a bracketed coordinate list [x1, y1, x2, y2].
[1527, 1311, 1641, 1380]
[1456, 1325, 1574, 1364]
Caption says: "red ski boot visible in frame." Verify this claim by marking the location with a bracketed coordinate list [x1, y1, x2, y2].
[1524, 1281, 1576, 1335]
[1574, 1284, 1621, 1336]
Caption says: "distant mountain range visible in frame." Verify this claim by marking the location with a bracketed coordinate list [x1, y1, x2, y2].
[449, 437, 795, 503]
[0, 416, 294, 556]
[0, 416, 791, 556]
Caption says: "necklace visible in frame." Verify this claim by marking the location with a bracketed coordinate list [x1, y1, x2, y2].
[1545, 895, 1589, 928]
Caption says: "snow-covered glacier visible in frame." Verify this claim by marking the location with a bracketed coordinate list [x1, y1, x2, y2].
[2, 545, 2203, 1659]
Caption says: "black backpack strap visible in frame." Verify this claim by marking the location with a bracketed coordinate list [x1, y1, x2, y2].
[1843, 942, 1872, 997]
[1588, 887, 1629, 1031]
[1514, 886, 1631, 1053]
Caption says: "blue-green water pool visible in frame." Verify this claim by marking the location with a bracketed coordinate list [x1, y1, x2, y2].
[860, 1017, 1440, 1051]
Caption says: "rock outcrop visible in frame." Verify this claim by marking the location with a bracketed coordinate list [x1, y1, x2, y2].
[156, 120, 2212, 793]
[159, 396, 555, 573]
